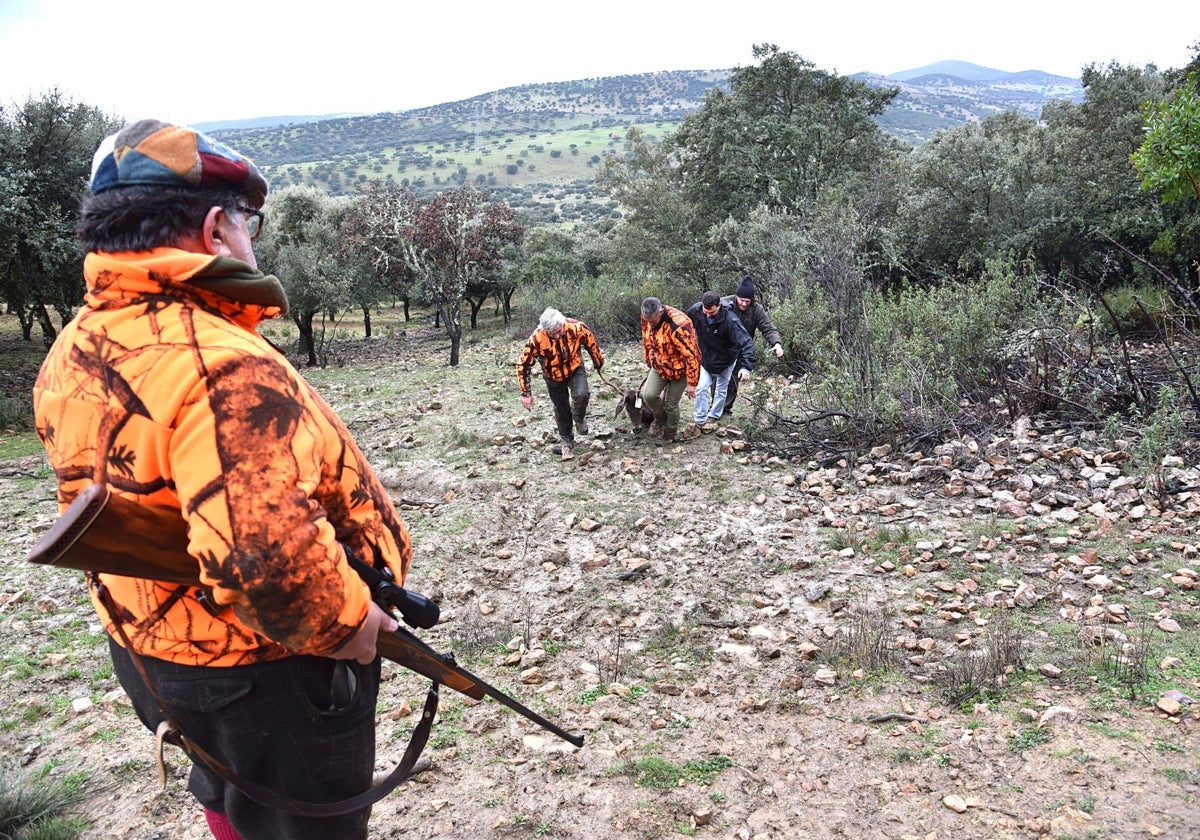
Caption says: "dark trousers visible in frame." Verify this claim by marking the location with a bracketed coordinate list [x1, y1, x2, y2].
[109, 637, 380, 840]
[545, 366, 590, 444]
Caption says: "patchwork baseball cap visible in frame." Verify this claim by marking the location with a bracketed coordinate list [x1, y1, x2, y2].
[89, 119, 268, 207]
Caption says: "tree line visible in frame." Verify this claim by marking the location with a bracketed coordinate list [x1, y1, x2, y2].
[2, 42, 1198, 460]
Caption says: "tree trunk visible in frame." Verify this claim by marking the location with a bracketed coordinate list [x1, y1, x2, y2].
[442, 302, 462, 367]
[297, 311, 318, 367]
[34, 303, 57, 348]
[16, 305, 35, 341]
[502, 288, 516, 324]
[467, 296, 484, 329]
[361, 305, 372, 338]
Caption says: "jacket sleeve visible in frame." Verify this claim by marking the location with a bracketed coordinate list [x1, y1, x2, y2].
[516, 333, 539, 396]
[679, 320, 702, 386]
[172, 353, 372, 657]
[580, 323, 604, 371]
[754, 303, 783, 348]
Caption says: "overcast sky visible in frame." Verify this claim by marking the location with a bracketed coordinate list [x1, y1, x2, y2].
[0, 0, 1194, 127]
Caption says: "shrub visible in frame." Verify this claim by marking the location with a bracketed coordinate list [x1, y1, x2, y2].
[1097, 282, 1178, 338]
[0, 394, 34, 433]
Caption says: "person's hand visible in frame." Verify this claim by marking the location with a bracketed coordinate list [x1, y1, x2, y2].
[738, 368, 751, 382]
[520, 394, 533, 410]
[772, 343, 784, 358]
[331, 602, 398, 664]
[685, 384, 696, 399]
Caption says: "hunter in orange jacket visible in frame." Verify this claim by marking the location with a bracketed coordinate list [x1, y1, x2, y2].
[37, 117, 411, 840]
[641, 301, 701, 387]
[34, 248, 412, 666]
[516, 308, 605, 459]
[516, 314, 605, 397]
[638, 297, 701, 442]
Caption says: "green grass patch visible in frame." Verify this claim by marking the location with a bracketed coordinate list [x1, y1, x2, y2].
[625, 755, 733, 789]
[0, 764, 89, 840]
[1008, 727, 1053, 751]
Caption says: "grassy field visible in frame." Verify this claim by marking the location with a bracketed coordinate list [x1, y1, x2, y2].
[270, 122, 676, 197]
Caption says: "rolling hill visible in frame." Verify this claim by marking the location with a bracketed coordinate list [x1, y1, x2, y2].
[207, 62, 1083, 225]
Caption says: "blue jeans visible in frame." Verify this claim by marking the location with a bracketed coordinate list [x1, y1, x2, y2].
[694, 362, 736, 424]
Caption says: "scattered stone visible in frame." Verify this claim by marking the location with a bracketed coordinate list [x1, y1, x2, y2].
[1156, 696, 1183, 716]
[1038, 705, 1078, 728]
[943, 794, 968, 813]
[813, 667, 837, 687]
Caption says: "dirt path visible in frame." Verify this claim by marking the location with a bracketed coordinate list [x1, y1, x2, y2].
[2, 326, 1198, 839]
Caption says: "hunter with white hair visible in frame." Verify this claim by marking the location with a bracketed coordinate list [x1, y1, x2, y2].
[516, 307, 606, 460]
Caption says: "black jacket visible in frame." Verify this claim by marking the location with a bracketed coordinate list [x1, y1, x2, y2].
[686, 301, 756, 374]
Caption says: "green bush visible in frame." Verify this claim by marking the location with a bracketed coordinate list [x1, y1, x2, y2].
[1097, 282, 1178, 337]
[525, 272, 694, 344]
[0, 394, 34, 433]
[778, 259, 1047, 427]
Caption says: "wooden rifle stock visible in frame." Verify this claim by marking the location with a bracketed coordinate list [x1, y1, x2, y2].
[26, 484, 583, 748]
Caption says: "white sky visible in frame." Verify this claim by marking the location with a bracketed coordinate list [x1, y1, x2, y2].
[0, 0, 1194, 127]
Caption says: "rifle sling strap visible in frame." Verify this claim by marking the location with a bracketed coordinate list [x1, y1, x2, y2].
[94, 578, 437, 817]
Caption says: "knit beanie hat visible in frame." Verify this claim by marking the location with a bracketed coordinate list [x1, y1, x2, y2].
[89, 119, 268, 207]
[735, 275, 756, 299]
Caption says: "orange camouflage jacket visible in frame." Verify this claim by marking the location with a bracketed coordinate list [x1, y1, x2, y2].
[33, 249, 412, 667]
[516, 319, 604, 396]
[641, 305, 701, 386]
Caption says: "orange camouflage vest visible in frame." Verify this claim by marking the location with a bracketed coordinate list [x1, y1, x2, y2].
[641, 305, 701, 386]
[33, 249, 412, 666]
[516, 319, 604, 396]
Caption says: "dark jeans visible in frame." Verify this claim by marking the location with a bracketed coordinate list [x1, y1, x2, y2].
[544, 366, 590, 444]
[109, 637, 380, 840]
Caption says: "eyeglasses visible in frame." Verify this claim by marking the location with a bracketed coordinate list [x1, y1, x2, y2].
[237, 205, 264, 241]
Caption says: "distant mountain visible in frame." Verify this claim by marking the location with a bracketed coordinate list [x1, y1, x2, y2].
[859, 62, 1082, 144]
[214, 62, 1081, 142]
[890, 60, 1028, 82]
[194, 114, 358, 133]
[213, 62, 1083, 225]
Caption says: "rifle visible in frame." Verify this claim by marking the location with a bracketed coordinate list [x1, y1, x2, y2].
[26, 483, 584, 749]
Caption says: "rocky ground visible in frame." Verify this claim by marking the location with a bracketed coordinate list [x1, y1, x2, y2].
[2, 320, 1199, 840]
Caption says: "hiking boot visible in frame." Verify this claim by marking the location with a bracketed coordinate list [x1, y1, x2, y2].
[551, 444, 574, 460]
[575, 416, 590, 435]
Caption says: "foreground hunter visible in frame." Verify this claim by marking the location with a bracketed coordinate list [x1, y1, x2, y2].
[32, 120, 408, 840]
